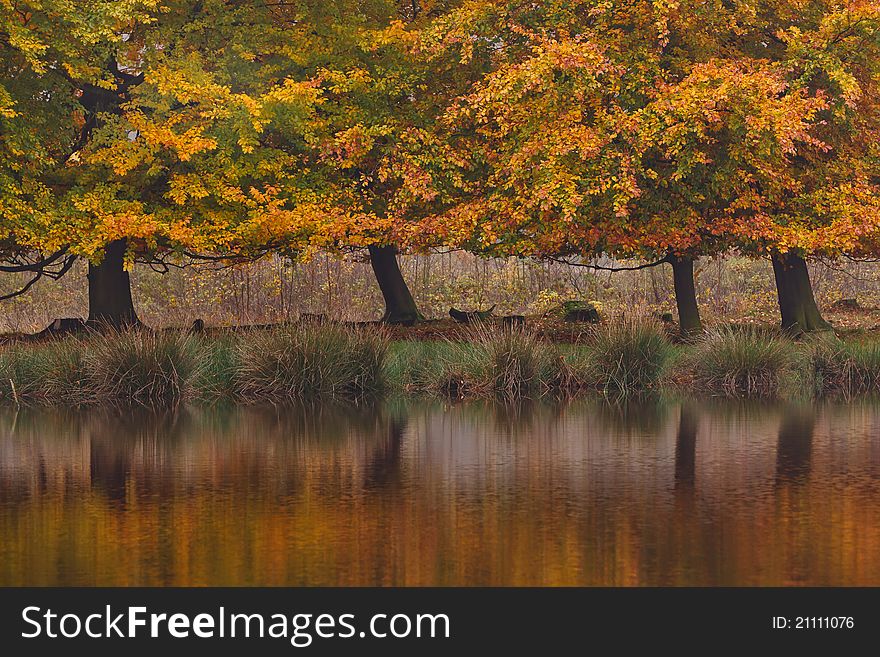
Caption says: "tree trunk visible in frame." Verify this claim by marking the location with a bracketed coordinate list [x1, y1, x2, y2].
[87, 239, 139, 329]
[669, 255, 702, 337]
[368, 244, 421, 324]
[771, 252, 831, 334]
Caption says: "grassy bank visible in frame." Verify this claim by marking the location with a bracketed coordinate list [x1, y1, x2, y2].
[1, 322, 878, 408]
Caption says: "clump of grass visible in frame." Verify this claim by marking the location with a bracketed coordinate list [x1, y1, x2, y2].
[191, 333, 238, 401]
[84, 330, 204, 408]
[810, 337, 880, 396]
[579, 320, 674, 396]
[234, 324, 388, 402]
[435, 326, 559, 399]
[480, 326, 548, 397]
[0, 339, 89, 405]
[16, 319, 880, 406]
[385, 340, 453, 392]
[32, 338, 91, 405]
[684, 326, 796, 398]
[0, 343, 49, 404]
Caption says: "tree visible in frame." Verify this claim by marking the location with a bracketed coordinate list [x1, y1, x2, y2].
[0, 0, 165, 327]
[5, 0, 879, 333]
[394, 1, 721, 334]
[84, 1, 477, 325]
[402, 0, 880, 334]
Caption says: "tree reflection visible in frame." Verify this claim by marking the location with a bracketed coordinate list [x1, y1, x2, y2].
[4, 399, 880, 586]
[674, 403, 699, 493]
[363, 415, 408, 491]
[86, 409, 183, 504]
[592, 396, 670, 438]
[775, 406, 815, 485]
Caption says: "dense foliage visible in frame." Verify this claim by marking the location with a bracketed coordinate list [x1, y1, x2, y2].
[2, 1, 880, 332]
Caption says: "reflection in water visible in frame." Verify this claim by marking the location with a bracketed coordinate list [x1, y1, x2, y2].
[2, 398, 880, 586]
[775, 407, 814, 484]
[363, 415, 406, 491]
[674, 403, 698, 492]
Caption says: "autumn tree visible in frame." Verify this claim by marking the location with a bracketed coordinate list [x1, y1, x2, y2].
[82, 1, 478, 325]
[264, 0, 473, 323]
[1, 1, 351, 328]
[0, 0, 167, 327]
[5, 0, 878, 334]
[403, 0, 880, 334]
[394, 1, 724, 334]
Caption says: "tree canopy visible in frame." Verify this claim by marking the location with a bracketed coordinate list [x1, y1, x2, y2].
[2, 0, 880, 332]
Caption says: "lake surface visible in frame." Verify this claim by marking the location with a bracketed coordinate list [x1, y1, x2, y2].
[1, 398, 879, 586]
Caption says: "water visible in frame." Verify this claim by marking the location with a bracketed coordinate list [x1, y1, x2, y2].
[1, 398, 879, 586]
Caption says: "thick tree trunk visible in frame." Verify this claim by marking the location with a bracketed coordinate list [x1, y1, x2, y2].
[87, 239, 139, 329]
[669, 255, 702, 337]
[771, 252, 831, 334]
[368, 244, 420, 325]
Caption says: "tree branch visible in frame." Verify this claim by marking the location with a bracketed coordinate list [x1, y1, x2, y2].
[0, 253, 75, 302]
[546, 254, 671, 272]
[0, 272, 43, 301]
[0, 247, 69, 273]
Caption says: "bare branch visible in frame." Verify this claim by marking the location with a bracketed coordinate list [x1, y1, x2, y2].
[546, 254, 671, 272]
[0, 247, 69, 273]
[0, 272, 42, 301]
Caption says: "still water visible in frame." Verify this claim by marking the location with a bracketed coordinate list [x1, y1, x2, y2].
[1, 398, 879, 586]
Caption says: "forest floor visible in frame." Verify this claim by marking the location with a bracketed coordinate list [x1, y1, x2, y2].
[381, 304, 880, 342]
[3, 301, 880, 344]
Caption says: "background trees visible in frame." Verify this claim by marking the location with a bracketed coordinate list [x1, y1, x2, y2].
[1, 0, 879, 333]
[400, 0, 880, 334]
[82, 0, 481, 325]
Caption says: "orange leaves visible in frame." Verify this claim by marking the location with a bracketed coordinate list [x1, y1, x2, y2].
[90, 111, 218, 176]
[400, 0, 880, 265]
[7, 0, 880, 271]
[321, 124, 378, 169]
[65, 188, 161, 259]
[455, 36, 621, 135]
[646, 58, 829, 163]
